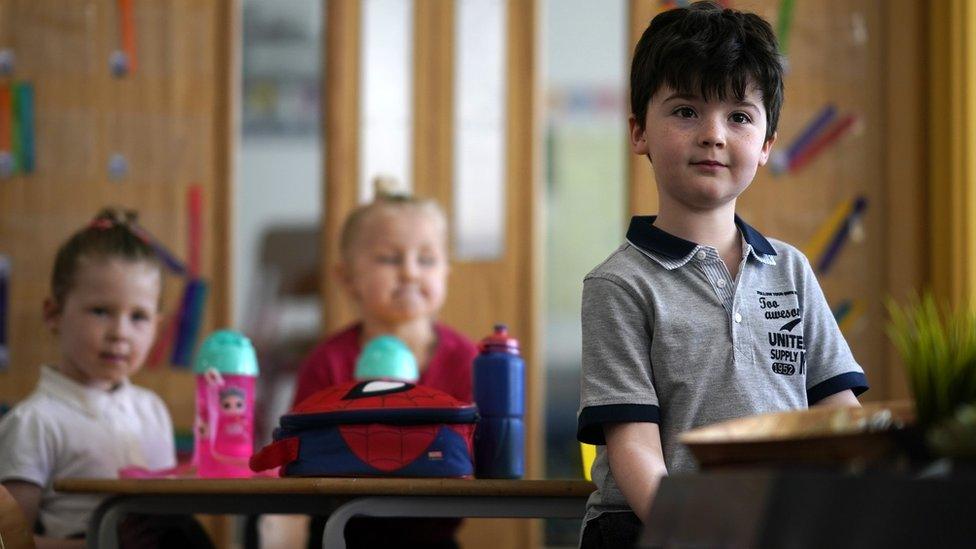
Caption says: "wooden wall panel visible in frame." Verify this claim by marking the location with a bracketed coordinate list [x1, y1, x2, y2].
[627, 0, 660, 218]
[928, 0, 976, 308]
[0, 0, 234, 431]
[322, 0, 360, 333]
[884, 0, 925, 400]
[413, 0, 454, 203]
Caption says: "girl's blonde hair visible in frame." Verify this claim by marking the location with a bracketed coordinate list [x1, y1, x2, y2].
[339, 176, 448, 261]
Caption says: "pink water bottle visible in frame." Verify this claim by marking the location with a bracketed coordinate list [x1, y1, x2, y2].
[193, 330, 259, 478]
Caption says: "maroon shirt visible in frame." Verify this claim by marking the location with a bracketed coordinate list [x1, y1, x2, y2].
[293, 322, 475, 406]
[293, 322, 477, 548]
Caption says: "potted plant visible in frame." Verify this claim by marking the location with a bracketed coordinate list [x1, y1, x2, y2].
[886, 294, 976, 461]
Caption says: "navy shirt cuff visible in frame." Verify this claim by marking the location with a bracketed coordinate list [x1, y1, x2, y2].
[577, 404, 661, 445]
[807, 372, 869, 404]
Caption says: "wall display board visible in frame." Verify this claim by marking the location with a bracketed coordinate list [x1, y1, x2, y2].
[0, 0, 234, 430]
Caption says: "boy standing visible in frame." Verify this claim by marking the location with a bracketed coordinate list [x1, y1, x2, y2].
[576, 2, 868, 547]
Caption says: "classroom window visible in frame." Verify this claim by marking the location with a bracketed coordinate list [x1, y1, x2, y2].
[360, 0, 414, 201]
[452, 0, 507, 261]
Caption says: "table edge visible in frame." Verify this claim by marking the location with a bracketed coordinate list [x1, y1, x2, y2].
[55, 477, 596, 498]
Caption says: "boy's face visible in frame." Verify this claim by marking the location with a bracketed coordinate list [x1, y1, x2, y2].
[630, 82, 775, 213]
[44, 257, 161, 390]
[339, 207, 448, 326]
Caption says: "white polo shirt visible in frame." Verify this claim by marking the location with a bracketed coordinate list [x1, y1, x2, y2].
[0, 366, 175, 538]
[577, 215, 867, 523]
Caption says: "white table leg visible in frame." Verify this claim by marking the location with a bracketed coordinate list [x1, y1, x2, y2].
[87, 494, 341, 549]
[322, 496, 587, 549]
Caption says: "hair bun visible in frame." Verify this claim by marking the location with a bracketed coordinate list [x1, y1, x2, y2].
[372, 175, 409, 200]
[93, 207, 139, 225]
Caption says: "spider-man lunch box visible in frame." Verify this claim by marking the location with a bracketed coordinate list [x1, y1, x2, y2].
[249, 379, 478, 478]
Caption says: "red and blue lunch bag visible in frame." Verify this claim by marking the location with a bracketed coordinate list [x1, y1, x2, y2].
[250, 379, 478, 478]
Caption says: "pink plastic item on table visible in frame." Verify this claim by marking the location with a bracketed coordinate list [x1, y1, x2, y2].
[194, 371, 256, 478]
[192, 330, 260, 478]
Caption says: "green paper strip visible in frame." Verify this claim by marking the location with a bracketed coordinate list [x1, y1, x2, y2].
[13, 82, 34, 173]
[777, 0, 796, 56]
[10, 85, 20, 173]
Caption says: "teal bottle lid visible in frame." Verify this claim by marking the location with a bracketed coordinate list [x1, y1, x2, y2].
[193, 330, 259, 376]
[355, 335, 418, 382]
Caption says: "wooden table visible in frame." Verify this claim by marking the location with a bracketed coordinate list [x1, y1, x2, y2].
[640, 470, 976, 548]
[55, 477, 596, 549]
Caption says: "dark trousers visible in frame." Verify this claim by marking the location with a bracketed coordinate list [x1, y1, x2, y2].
[65, 515, 213, 549]
[580, 511, 642, 549]
[245, 515, 460, 549]
[117, 515, 215, 549]
[306, 516, 460, 549]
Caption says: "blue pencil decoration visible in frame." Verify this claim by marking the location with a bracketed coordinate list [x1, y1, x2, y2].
[771, 104, 837, 174]
[169, 185, 207, 368]
[170, 278, 208, 367]
[128, 224, 187, 276]
[148, 242, 187, 276]
[832, 299, 853, 324]
[0, 255, 9, 370]
[787, 105, 837, 163]
[817, 196, 868, 274]
[13, 82, 34, 173]
[833, 299, 864, 333]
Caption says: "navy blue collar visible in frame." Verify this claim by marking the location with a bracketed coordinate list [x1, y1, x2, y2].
[626, 215, 777, 259]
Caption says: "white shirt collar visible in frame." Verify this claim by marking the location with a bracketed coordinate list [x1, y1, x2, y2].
[38, 365, 133, 418]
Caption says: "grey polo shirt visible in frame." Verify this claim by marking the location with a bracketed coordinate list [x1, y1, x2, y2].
[577, 215, 867, 522]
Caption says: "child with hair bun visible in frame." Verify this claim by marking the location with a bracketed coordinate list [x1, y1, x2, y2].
[0, 208, 212, 548]
[294, 177, 475, 549]
[294, 177, 475, 404]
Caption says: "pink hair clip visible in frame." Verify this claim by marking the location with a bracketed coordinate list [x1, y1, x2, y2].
[89, 218, 114, 230]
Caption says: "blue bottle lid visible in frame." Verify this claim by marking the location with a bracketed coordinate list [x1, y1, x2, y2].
[355, 335, 419, 382]
[479, 324, 520, 355]
[193, 330, 259, 376]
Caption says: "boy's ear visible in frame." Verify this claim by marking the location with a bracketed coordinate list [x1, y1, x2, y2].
[629, 115, 650, 156]
[758, 131, 778, 166]
[42, 297, 61, 334]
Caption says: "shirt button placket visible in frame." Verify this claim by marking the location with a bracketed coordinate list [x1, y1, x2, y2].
[728, 308, 740, 359]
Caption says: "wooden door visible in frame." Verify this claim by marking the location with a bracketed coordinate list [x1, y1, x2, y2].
[323, 1, 541, 547]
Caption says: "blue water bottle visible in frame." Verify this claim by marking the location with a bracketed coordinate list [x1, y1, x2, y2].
[473, 324, 525, 478]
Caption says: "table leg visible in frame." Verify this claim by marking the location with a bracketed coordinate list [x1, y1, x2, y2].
[322, 496, 587, 549]
[87, 494, 342, 549]
[88, 496, 126, 549]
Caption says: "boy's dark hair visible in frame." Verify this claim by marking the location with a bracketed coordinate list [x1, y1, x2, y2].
[51, 208, 162, 308]
[630, 1, 784, 141]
